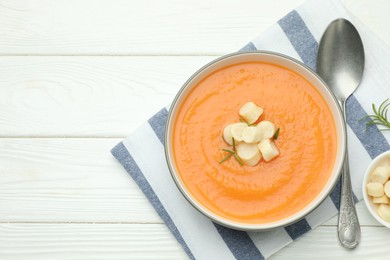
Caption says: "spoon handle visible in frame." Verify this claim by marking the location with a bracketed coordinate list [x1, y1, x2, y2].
[338, 100, 361, 249]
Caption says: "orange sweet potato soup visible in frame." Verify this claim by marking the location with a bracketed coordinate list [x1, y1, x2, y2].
[173, 62, 337, 224]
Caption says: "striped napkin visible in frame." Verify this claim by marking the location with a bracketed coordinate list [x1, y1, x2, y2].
[111, 0, 390, 258]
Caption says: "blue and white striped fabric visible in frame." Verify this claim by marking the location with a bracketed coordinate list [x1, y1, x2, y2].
[111, 0, 390, 258]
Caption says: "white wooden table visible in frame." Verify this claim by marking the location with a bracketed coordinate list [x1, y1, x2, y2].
[0, 0, 390, 259]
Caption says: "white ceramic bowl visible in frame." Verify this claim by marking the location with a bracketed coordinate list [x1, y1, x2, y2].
[362, 150, 390, 228]
[164, 51, 346, 231]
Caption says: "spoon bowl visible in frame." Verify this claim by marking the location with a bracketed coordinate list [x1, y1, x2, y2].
[317, 19, 364, 101]
[317, 19, 364, 102]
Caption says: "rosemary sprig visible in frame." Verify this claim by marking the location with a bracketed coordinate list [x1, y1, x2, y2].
[222, 148, 234, 153]
[359, 99, 390, 130]
[233, 153, 244, 166]
[219, 137, 244, 165]
[219, 151, 234, 164]
[273, 127, 280, 140]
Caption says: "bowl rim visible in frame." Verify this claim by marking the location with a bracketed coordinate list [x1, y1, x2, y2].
[164, 50, 346, 231]
[362, 150, 390, 228]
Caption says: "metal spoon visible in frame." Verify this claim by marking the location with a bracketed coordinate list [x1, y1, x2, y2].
[317, 18, 364, 249]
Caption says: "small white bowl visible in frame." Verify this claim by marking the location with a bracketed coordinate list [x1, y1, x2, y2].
[362, 150, 390, 228]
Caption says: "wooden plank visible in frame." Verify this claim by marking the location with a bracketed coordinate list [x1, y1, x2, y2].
[0, 138, 381, 226]
[0, 0, 388, 56]
[0, 56, 217, 137]
[1, 0, 388, 55]
[0, 223, 388, 259]
[0, 223, 187, 259]
[0, 138, 161, 223]
[11, 54, 390, 138]
[0, 0, 306, 55]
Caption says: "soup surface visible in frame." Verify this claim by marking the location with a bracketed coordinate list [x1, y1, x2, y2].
[172, 61, 337, 224]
